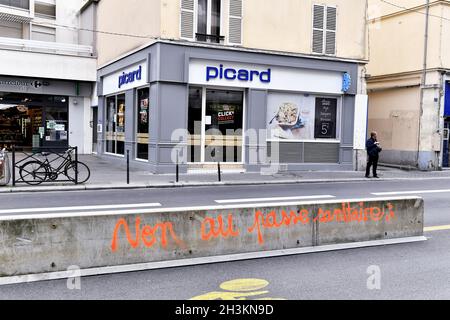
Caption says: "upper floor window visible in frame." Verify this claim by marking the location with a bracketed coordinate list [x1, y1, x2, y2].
[31, 24, 55, 42]
[196, 0, 221, 42]
[35, 2, 56, 19]
[312, 4, 337, 55]
[180, 0, 242, 45]
[0, 0, 29, 10]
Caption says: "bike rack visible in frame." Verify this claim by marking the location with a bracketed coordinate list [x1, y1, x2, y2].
[12, 146, 80, 186]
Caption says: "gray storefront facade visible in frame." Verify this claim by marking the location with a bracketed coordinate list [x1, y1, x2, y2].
[96, 41, 360, 174]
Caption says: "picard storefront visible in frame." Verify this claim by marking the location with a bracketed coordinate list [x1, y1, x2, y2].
[96, 42, 362, 174]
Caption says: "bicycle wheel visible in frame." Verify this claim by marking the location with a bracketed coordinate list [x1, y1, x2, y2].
[65, 161, 91, 184]
[19, 161, 49, 185]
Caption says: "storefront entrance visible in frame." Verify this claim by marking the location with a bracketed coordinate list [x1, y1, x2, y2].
[443, 120, 450, 168]
[0, 93, 69, 150]
[188, 87, 244, 163]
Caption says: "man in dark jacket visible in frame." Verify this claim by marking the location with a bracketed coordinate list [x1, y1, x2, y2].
[366, 131, 382, 178]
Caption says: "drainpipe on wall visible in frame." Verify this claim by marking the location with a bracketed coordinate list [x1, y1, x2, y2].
[417, 0, 430, 169]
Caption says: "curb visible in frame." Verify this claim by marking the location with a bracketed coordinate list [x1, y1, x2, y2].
[0, 236, 427, 286]
[2, 176, 450, 193]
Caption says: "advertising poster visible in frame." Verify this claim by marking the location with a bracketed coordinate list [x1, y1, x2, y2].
[267, 93, 315, 140]
[314, 98, 337, 139]
[139, 98, 149, 125]
[216, 105, 236, 125]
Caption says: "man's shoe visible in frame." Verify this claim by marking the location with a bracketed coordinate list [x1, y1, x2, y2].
[373, 175, 380, 179]
[365, 175, 371, 178]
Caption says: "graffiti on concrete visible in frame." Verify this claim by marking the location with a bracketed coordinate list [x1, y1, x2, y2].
[111, 217, 185, 252]
[111, 202, 396, 251]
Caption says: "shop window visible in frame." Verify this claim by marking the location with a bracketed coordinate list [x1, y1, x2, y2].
[205, 89, 243, 162]
[188, 87, 202, 163]
[267, 92, 340, 164]
[105, 94, 125, 156]
[188, 87, 243, 163]
[136, 88, 149, 161]
[267, 92, 339, 142]
[0, 93, 68, 150]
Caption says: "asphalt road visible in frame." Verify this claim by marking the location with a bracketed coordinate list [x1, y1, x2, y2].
[1, 178, 450, 299]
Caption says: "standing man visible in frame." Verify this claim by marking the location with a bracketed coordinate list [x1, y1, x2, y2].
[366, 131, 382, 178]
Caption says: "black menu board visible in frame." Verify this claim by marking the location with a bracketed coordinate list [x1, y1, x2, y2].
[314, 98, 337, 139]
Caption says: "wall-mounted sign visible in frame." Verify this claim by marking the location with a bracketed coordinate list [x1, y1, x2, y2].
[206, 65, 271, 83]
[0, 78, 50, 93]
[102, 62, 148, 96]
[189, 59, 343, 94]
[314, 98, 337, 139]
[118, 65, 142, 89]
[342, 72, 352, 93]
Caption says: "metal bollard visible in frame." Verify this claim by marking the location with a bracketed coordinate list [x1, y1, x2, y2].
[218, 162, 221, 182]
[176, 153, 179, 183]
[12, 145, 15, 187]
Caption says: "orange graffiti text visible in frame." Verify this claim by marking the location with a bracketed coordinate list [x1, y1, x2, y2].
[111, 217, 184, 252]
[201, 214, 240, 241]
[248, 209, 311, 245]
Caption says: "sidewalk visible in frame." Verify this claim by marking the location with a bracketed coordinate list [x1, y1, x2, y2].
[2, 154, 450, 193]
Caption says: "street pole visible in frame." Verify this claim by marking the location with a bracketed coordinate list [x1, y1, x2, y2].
[127, 150, 130, 185]
[417, 0, 430, 168]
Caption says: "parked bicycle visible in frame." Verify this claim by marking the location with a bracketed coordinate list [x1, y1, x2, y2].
[19, 148, 90, 185]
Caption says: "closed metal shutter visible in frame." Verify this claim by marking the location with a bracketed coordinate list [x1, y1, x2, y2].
[267, 142, 340, 164]
[304, 142, 340, 163]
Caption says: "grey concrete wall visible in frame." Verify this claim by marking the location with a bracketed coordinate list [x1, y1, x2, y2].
[0, 197, 423, 277]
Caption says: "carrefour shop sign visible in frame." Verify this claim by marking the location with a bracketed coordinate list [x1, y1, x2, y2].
[103, 62, 148, 96]
[189, 59, 344, 95]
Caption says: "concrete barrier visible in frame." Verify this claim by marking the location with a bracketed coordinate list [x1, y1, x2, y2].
[0, 197, 424, 279]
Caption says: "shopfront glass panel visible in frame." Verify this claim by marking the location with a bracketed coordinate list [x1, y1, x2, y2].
[105, 96, 116, 154]
[188, 87, 203, 163]
[105, 94, 125, 156]
[136, 88, 149, 160]
[205, 89, 243, 163]
[44, 105, 68, 146]
[0, 93, 68, 150]
[116, 94, 126, 155]
[267, 92, 339, 141]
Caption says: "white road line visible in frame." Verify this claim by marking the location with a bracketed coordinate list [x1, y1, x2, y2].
[0, 203, 162, 215]
[215, 195, 336, 204]
[372, 189, 450, 196]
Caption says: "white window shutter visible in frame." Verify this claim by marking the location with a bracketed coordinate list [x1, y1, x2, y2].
[229, 0, 243, 45]
[312, 4, 324, 54]
[180, 0, 195, 40]
[325, 6, 337, 55]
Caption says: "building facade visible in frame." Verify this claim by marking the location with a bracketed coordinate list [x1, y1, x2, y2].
[0, 0, 96, 153]
[91, 0, 369, 173]
[367, 0, 450, 170]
